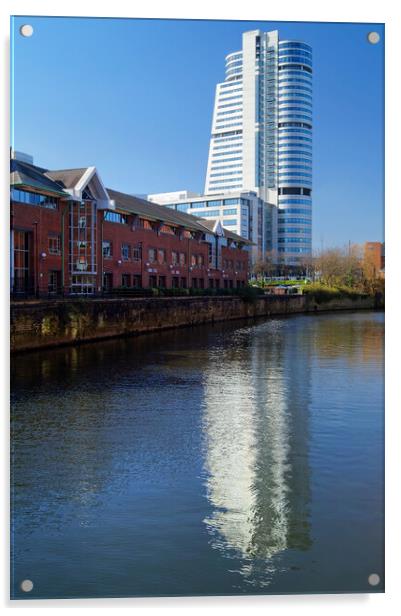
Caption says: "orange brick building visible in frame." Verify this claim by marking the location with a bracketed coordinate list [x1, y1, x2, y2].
[10, 159, 251, 297]
[364, 242, 385, 278]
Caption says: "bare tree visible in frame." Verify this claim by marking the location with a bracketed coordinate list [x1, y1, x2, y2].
[252, 259, 267, 282]
[314, 244, 363, 288]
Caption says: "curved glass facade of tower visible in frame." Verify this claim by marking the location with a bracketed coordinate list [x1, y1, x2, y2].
[277, 41, 312, 262]
[204, 30, 313, 266]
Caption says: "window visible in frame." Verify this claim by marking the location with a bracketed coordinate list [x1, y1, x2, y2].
[191, 254, 197, 266]
[48, 234, 61, 255]
[157, 249, 166, 264]
[278, 247, 310, 254]
[212, 122, 243, 129]
[197, 254, 205, 267]
[132, 275, 142, 288]
[148, 248, 157, 263]
[132, 217, 145, 229]
[278, 135, 312, 142]
[172, 251, 179, 265]
[278, 199, 311, 206]
[210, 171, 242, 178]
[160, 224, 174, 234]
[278, 237, 311, 244]
[179, 252, 186, 266]
[149, 275, 157, 287]
[132, 244, 142, 261]
[172, 276, 179, 288]
[103, 272, 113, 291]
[205, 200, 223, 207]
[195, 210, 220, 218]
[180, 277, 187, 288]
[212, 154, 242, 161]
[48, 270, 61, 294]
[121, 244, 131, 261]
[70, 275, 95, 295]
[104, 211, 127, 224]
[13, 230, 32, 294]
[216, 109, 242, 117]
[279, 64, 312, 73]
[279, 157, 312, 164]
[278, 218, 311, 225]
[121, 274, 131, 287]
[207, 243, 213, 265]
[11, 188, 58, 210]
[102, 240, 112, 258]
[278, 227, 311, 235]
[279, 187, 312, 196]
[158, 276, 166, 288]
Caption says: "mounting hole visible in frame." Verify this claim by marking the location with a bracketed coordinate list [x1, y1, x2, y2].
[20, 24, 33, 38]
[368, 573, 380, 586]
[367, 31, 380, 44]
[20, 579, 34, 592]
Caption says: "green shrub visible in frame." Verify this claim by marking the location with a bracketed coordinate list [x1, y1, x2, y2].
[109, 286, 154, 298]
[303, 283, 367, 304]
[160, 287, 190, 297]
[107, 284, 264, 300]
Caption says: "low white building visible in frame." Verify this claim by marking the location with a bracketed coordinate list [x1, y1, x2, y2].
[148, 190, 276, 265]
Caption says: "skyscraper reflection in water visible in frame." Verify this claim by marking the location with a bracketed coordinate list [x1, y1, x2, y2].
[202, 319, 312, 584]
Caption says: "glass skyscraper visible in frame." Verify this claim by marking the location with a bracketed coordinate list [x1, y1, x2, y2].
[205, 30, 312, 265]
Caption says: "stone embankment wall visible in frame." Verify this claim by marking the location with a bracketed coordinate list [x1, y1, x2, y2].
[10, 294, 381, 352]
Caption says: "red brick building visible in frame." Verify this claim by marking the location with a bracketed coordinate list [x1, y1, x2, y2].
[10, 159, 251, 297]
[363, 242, 385, 279]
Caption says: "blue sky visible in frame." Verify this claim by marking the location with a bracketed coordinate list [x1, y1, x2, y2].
[11, 17, 384, 247]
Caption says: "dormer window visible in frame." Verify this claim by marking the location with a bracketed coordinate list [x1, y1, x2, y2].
[82, 186, 95, 201]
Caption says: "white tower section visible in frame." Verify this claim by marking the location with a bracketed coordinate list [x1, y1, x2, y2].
[204, 29, 312, 265]
[204, 50, 244, 194]
[205, 30, 279, 199]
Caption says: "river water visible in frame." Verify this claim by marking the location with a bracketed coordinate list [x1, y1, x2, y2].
[11, 311, 384, 599]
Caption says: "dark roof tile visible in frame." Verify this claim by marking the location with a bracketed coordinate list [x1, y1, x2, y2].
[107, 188, 252, 243]
[10, 160, 69, 197]
[45, 168, 88, 189]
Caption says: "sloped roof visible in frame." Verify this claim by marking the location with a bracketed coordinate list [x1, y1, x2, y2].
[10, 159, 69, 197]
[107, 188, 208, 233]
[45, 168, 89, 189]
[198, 219, 252, 244]
[107, 188, 252, 243]
[10, 159, 252, 244]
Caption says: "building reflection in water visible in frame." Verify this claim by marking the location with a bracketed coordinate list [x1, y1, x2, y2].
[202, 319, 312, 583]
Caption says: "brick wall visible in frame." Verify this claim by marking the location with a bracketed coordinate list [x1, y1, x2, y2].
[10, 294, 379, 352]
[11, 199, 249, 296]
